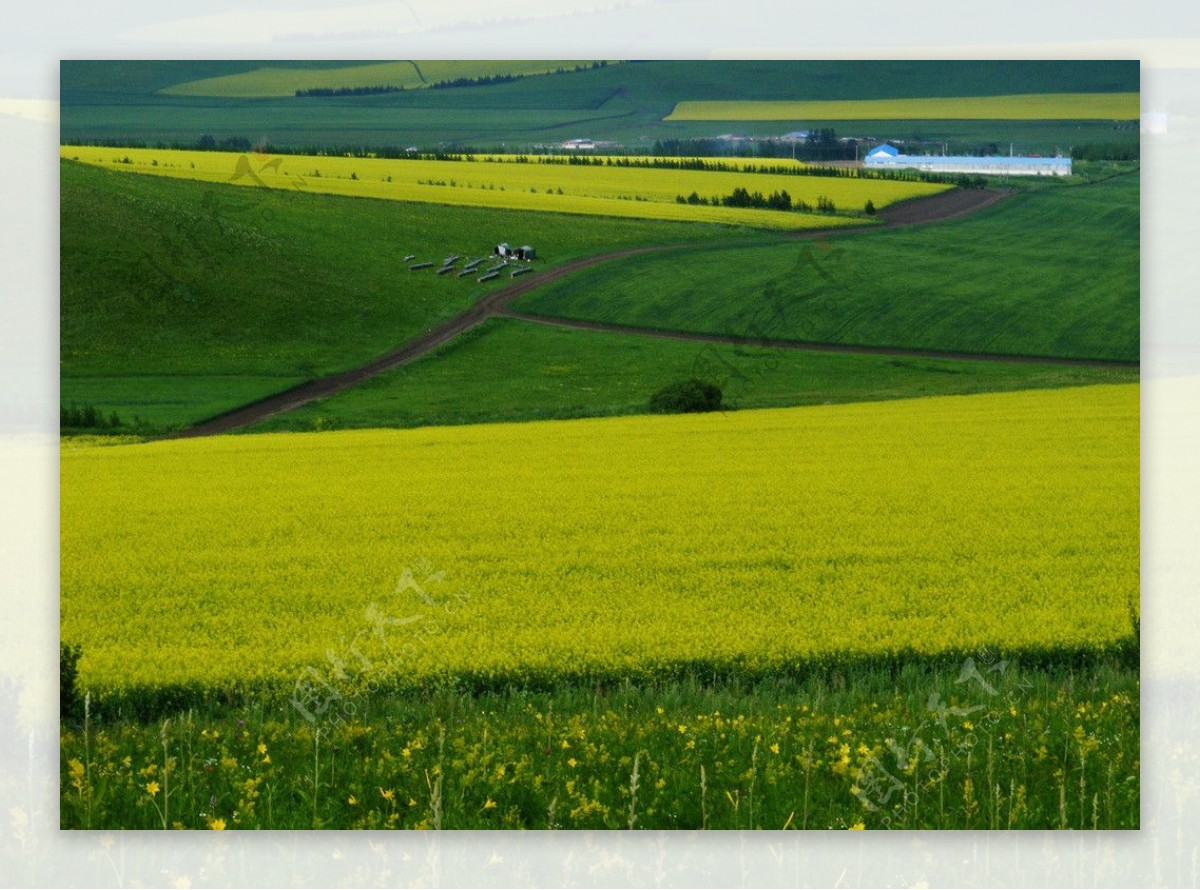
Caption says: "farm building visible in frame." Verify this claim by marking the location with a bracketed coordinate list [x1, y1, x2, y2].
[864, 143, 1071, 176]
[494, 243, 536, 260]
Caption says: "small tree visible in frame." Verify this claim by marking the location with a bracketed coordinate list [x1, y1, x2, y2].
[864, 199, 876, 216]
[60, 643, 83, 723]
[649, 379, 723, 414]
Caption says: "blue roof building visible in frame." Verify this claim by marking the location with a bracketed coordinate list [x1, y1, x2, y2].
[864, 144, 1071, 176]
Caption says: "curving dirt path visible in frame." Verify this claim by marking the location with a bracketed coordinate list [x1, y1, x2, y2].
[167, 188, 1024, 439]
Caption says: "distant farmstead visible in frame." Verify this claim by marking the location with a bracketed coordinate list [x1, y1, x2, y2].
[864, 143, 1072, 176]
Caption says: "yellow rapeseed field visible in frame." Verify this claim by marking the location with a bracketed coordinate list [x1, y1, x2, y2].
[59, 147, 946, 230]
[666, 93, 1140, 121]
[60, 385, 1138, 700]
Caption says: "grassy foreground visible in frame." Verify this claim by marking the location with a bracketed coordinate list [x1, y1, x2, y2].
[60, 660, 1138, 830]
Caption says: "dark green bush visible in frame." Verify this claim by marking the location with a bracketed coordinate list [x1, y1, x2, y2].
[61, 643, 83, 723]
[649, 379, 723, 414]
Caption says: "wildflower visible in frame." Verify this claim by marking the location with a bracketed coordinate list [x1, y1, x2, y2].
[849, 822, 865, 830]
[145, 781, 160, 796]
[482, 798, 497, 810]
[769, 743, 780, 755]
[208, 818, 226, 830]
[348, 795, 358, 806]
[380, 788, 395, 802]
[256, 742, 267, 755]
[567, 758, 578, 768]
[962, 721, 974, 731]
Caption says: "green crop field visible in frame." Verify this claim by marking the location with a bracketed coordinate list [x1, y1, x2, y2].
[246, 317, 1138, 434]
[160, 61, 607, 98]
[667, 93, 1140, 121]
[515, 171, 1140, 362]
[60, 160, 743, 432]
[61, 146, 925, 229]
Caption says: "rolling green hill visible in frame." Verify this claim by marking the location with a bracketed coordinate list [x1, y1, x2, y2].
[60, 160, 738, 431]
[514, 171, 1140, 362]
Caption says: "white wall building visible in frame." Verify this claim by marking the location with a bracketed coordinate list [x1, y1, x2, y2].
[864, 143, 1071, 176]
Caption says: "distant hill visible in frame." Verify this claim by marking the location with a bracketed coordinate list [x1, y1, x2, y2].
[60, 60, 1138, 154]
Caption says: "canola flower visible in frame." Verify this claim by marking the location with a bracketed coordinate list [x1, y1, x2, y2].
[62, 386, 1137, 706]
[58, 146, 945, 231]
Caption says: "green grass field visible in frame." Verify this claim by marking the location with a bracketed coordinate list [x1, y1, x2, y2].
[60, 160, 743, 431]
[60, 659, 1138, 830]
[667, 93, 1140, 121]
[515, 171, 1140, 362]
[246, 318, 1138, 433]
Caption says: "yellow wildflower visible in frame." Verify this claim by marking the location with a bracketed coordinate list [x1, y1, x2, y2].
[482, 798, 497, 810]
[849, 822, 865, 830]
[380, 788, 395, 802]
[208, 818, 226, 830]
[145, 781, 160, 796]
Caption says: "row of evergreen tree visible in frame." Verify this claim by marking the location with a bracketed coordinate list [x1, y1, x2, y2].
[296, 85, 404, 97]
[675, 188, 841, 214]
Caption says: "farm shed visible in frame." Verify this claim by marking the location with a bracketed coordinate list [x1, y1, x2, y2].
[494, 243, 536, 260]
[864, 143, 1071, 176]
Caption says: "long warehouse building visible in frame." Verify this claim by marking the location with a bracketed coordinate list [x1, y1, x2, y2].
[864, 143, 1071, 176]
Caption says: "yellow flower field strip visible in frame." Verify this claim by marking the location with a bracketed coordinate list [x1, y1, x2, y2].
[665, 93, 1140, 121]
[160, 61, 608, 98]
[60, 147, 947, 229]
[60, 385, 1139, 695]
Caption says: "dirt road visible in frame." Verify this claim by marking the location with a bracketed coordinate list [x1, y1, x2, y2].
[168, 188, 1033, 438]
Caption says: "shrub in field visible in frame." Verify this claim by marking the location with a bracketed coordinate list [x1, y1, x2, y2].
[61, 643, 83, 723]
[649, 379, 723, 414]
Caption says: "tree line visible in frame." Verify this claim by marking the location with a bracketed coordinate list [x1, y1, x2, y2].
[296, 85, 404, 97]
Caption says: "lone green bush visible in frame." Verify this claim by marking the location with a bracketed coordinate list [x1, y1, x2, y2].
[649, 379, 723, 414]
